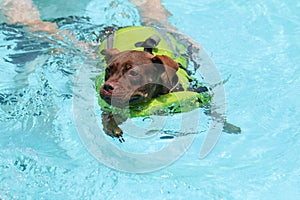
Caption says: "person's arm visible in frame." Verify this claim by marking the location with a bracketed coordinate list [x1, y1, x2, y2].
[1, 0, 98, 52]
[129, 0, 202, 50]
[129, 0, 177, 32]
[1, 0, 58, 33]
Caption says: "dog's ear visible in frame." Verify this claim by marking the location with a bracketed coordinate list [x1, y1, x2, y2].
[101, 48, 120, 63]
[152, 55, 179, 79]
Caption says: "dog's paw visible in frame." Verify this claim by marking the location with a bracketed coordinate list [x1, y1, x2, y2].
[104, 127, 125, 142]
[101, 112, 126, 142]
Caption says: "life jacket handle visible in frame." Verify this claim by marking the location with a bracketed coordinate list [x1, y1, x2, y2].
[135, 35, 161, 54]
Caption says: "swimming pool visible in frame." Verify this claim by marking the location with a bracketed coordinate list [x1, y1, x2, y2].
[1, 0, 299, 199]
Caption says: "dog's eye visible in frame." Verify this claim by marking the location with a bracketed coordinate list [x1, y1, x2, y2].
[128, 70, 139, 77]
[105, 67, 111, 74]
[105, 68, 111, 81]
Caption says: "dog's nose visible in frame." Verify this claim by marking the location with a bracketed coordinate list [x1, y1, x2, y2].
[103, 83, 114, 92]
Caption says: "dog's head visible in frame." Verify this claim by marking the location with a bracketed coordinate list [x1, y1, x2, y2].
[100, 49, 179, 108]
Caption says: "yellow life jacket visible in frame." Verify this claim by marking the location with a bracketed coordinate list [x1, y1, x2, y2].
[96, 26, 211, 117]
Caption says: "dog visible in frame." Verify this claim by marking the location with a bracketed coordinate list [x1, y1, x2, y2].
[99, 48, 186, 139]
[1, 0, 241, 142]
[100, 49, 181, 107]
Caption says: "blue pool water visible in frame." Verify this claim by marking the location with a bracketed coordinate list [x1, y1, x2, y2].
[1, 0, 300, 199]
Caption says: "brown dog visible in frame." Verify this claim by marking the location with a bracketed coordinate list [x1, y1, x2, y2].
[1, 0, 241, 141]
[100, 49, 181, 107]
[100, 49, 183, 140]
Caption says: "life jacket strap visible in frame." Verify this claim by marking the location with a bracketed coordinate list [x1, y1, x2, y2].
[106, 31, 116, 49]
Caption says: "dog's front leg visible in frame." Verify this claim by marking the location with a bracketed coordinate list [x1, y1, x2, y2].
[101, 112, 126, 142]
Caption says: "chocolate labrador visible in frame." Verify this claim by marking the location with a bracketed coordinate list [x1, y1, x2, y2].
[99, 49, 183, 140]
[1, 0, 241, 142]
[100, 49, 180, 107]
